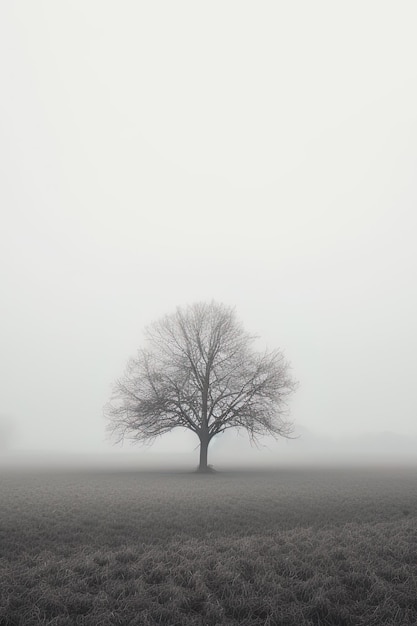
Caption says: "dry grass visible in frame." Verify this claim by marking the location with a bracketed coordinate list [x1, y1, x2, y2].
[1, 467, 417, 625]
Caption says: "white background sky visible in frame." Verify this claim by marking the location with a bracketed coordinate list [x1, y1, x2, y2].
[1, 2, 416, 458]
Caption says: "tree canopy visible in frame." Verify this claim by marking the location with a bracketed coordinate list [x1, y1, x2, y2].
[105, 301, 297, 471]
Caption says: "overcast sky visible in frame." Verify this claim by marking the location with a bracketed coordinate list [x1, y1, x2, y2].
[1, 2, 416, 457]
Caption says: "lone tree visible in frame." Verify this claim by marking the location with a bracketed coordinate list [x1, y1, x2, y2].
[105, 301, 297, 472]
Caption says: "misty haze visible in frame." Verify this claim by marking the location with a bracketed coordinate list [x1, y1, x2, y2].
[1, 2, 417, 625]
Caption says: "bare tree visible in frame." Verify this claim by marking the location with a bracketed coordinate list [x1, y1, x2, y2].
[105, 301, 297, 472]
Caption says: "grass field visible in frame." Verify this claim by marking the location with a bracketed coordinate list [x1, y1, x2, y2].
[1, 466, 417, 625]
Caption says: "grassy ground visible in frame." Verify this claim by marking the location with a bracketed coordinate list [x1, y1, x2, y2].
[1, 466, 417, 625]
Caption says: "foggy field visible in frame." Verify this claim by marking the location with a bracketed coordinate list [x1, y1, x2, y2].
[1, 468, 417, 625]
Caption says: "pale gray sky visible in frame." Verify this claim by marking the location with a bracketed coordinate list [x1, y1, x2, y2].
[1, 2, 416, 457]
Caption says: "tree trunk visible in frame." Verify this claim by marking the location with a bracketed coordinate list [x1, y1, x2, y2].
[198, 435, 210, 472]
